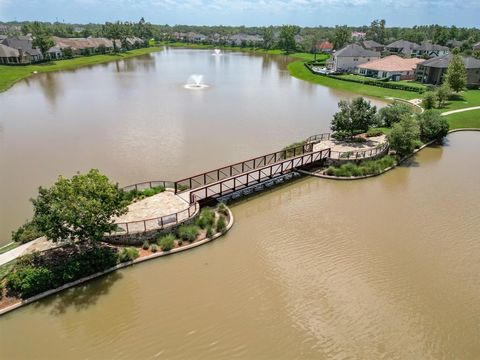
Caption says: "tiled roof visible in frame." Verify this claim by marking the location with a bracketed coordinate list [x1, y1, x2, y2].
[316, 41, 333, 50]
[335, 43, 380, 58]
[357, 55, 424, 72]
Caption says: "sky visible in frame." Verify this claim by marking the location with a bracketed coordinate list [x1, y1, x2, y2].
[0, 0, 479, 27]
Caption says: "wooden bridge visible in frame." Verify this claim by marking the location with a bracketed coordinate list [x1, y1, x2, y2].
[174, 143, 331, 204]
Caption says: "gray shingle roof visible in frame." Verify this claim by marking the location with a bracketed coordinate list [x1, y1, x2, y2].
[385, 40, 419, 50]
[413, 43, 449, 51]
[420, 54, 480, 69]
[1, 37, 33, 51]
[335, 43, 379, 57]
[362, 40, 384, 49]
[0, 43, 19, 58]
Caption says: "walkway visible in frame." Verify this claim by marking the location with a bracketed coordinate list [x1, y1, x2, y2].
[313, 135, 387, 159]
[0, 237, 61, 266]
[441, 106, 480, 116]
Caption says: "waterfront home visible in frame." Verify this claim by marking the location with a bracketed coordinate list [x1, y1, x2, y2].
[415, 54, 480, 86]
[351, 31, 366, 41]
[0, 43, 20, 64]
[357, 55, 424, 80]
[411, 43, 449, 58]
[0, 36, 42, 63]
[385, 40, 419, 57]
[315, 40, 333, 53]
[229, 33, 263, 46]
[327, 43, 380, 73]
[360, 40, 384, 52]
[46, 45, 63, 59]
[51, 37, 122, 56]
[474, 42, 480, 51]
[447, 39, 464, 49]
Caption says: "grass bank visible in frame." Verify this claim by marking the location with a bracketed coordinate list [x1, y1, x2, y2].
[288, 60, 420, 101]
[440, 90, 480, 112]
[0, 47, 162, 93]
[444, 109, 480, 129]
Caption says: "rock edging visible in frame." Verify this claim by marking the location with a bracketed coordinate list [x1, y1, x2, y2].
[0, 207, 234, 317]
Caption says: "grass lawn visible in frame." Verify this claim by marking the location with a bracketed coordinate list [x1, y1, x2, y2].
[0, 47, 162, 93]
[0, 242, 19, 255]
[444, 109, 480, 129]
[0, 260, 15, 280]
[288, 60, 421, 101]
[440, 90, 480, 112]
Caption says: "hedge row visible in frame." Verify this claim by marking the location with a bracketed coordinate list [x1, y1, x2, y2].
[305, 63, 425, 93]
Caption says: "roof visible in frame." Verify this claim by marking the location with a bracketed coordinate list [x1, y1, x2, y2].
[335, 43, 380, 58]
[474, 42, 480, 50]
[420, 54, 480, 69]
[413, 43, 449, 51]
[357, 55, 424, 72]
[52, 36, 117, 50]
[362, 40, 384, 49]
[385, 39, 419, 50]
[316, 41, 333, 50]
[1, 37, 34, 51]
[0, 43, 19, 57]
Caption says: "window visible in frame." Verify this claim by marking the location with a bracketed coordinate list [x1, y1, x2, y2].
[354, 58, 358, 61]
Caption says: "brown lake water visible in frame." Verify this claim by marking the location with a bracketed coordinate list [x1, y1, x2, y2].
[0, 48, 385, 245]
[1, 49, 480, 359]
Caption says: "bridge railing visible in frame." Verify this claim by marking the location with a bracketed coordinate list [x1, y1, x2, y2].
[305, 133, 331, 144]
[330, 142, 389, 160]
[123, 180, 176, 192]
[174, 143, 314, 193]
[109, 202, 199, 236]
[189, 148, 331, 203]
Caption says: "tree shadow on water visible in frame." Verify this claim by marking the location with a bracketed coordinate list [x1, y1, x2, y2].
[33, 272, 123, 316]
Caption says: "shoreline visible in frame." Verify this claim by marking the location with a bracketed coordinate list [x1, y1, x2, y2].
[0, 206, 234, 317]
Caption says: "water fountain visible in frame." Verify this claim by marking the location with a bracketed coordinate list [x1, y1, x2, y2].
[212, 48, 222, 56]
[184, 74, 209, 90]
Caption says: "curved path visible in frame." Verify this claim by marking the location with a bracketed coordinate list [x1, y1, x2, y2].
[441, 106, 480, 116]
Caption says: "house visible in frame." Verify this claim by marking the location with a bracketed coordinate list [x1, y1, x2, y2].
[385, 40, 419, 57]
[47, 45, 63, 59]
[0, 43, 20, 64]
[315, 41, 333, 53]
[229, 33, 263, 46]
[351, 32, 366, 41]
[474, 42, 480, 51]
[447, 39, 464, 49]
[357, 55, 424, 81]
[327, 43, 380, 73]
[415, 54, 480, 87]
[411, 43, 449, 58]
[361, 40, 384, 52]
[0, 37, 43, 63]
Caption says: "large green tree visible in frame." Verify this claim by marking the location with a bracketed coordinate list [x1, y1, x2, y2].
[332, 25, 350, 50]
[366, 19, 386, 44]
[29, 21, 54, 58]
[417, 110, 450, 141]
[278, 25, 298, 53]
[444, 54, 467, 92]
[262, 27, 274, 50]
[388, 116, 420, 158]
[376, 102, 413, 127]
[331, 97, 377, 137]
[32, 169, 128, 243]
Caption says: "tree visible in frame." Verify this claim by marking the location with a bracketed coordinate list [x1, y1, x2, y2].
[422, 91, 437, 109]
[103, 21, 129, 52]
[435, 84, 452, 108]
[262, 27, 274, 50]
[444, 54, 467, 92]
[388, 116, 420, 158]
[417, 110, 449, 141]
[376, 102, 413, 127]
[29, 21, 54, 59]
[366, 19, 386, 44]
[32, 169, 128, 243]
[331, 97, 377, 138]
[278, 25, 298, 53]
[332, 25, 350, 50]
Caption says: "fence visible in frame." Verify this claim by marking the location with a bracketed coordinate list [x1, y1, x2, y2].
[189, 148, 331, 203]
[123, 180, 176, 192]
[175, 143, 314, 193]
[110, 202, 199, 235]
[305, 133, 331, 144]
[329, 142, 389, 161]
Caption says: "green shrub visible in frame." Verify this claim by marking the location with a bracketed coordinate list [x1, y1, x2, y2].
[388, 116, 421, 158]
[417, 110, 450, 141]
[422, 91, 437, 109]
[206, 226, 214, 238]
[142, 241, 150, 250]
[118, 247, 139, 263]
[366, 128, 384, 137]
[325, 155, 395, 177]
[6, 266, 53, 299]
[177, 224, 199, 243]
[150, 244, 158, 253]
[327, 74, 425, 93]
[196, 208, 215, 229]
[376, 102, 413, 127]
[158, 234, 175, 251]
[11, 221, 43, 244]
[124, 186, 165, 202]
[216, 216, 227, 233]
[217, 203, 229, 216]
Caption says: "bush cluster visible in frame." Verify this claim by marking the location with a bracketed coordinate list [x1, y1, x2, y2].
[118, 247, 139, 263]
[177, 225, 200, 243]
[217, 203, 229, 217]
[326, 155, 396, 177]
[123, 185, 165, 202]
[366, 128, 385, 137]
[328, 74, 425, 93]
[216, 216, 227, 233]
[11, 221, 44, 244]
[196, 208, 215, 229]
[158, 234, 175, 251]
[6, 245, 118, 299]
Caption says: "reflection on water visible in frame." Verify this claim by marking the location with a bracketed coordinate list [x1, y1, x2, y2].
[0, 133, 479, 360]
[0, 49, 386, 244]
